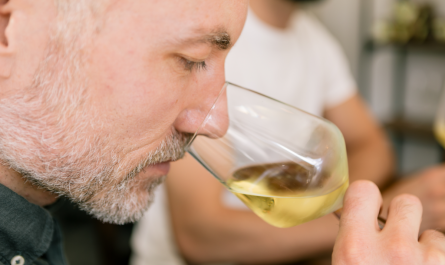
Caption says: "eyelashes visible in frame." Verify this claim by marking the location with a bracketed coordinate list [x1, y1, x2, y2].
[181, 58, 207, 72]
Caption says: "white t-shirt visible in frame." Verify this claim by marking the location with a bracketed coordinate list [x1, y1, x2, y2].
[225, 10, 355, 116]
[130, 9, 356, 265]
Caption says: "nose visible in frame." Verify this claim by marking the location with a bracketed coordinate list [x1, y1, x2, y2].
[174, 82, 229, 139]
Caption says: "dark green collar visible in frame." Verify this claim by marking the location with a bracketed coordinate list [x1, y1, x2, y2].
[0, 183, 54, 265]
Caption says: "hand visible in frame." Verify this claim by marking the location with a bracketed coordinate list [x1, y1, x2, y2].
[333, 180, 445, 265]
[382, 165, 445, 233]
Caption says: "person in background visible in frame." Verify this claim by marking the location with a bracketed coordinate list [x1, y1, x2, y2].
[130, 1, 445, 265]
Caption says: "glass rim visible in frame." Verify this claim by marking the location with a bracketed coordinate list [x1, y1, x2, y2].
[185, 81, 335, 149]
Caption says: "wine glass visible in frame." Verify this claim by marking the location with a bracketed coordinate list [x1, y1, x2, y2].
[186, 82, 349, 228]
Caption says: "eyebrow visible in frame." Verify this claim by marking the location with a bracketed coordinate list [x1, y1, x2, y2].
[174, 30, 232, 50]
[206, 31, 231, 50]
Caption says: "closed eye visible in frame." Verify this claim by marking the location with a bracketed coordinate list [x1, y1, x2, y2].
[181, 58, 207, 72]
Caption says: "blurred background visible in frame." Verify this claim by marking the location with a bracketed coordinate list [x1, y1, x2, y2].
[314, 0, 445, 174]
[55, 0, 445, 264]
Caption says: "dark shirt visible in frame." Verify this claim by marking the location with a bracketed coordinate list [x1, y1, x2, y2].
[0, 184, 68, 265]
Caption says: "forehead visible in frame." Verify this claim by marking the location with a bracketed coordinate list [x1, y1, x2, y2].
[103, 0, 247, 46]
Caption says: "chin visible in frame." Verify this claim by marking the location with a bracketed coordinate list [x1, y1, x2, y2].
[79, 175, 166, 224]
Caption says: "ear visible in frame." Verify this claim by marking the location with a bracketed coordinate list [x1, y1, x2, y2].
[0, 0, 14, 79]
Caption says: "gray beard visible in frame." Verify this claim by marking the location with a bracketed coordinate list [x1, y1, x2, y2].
[15, 130, 191, 224]
[0, 3, 193, 224]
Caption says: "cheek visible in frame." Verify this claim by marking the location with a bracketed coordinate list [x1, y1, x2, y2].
[87, 50, 189, 147]
[98, 82, 183, 143]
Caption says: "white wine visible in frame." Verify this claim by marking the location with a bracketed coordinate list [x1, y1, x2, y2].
[434, 122, 445, 148]
[227, 162, 348, 228]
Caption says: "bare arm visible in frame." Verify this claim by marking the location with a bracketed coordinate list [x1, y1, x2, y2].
[167, 154, 339, 264]
[324, 94, 395, 187]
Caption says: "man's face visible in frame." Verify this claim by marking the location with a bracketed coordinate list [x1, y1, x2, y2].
[0, 0, 247, 224]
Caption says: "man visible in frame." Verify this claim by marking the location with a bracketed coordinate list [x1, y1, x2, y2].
[0, 1, 443, 265]
[0, 1, 245, 264]
[131, 0, 445, 264]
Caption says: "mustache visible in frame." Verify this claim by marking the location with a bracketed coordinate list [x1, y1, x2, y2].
[124, 130, 193, 180]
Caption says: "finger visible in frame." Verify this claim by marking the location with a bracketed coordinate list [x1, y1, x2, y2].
[419, 230, 445, 264]
[340, 180, 382, 234]
[419, 230, 445, 252]
[385, 194, 422, 240]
